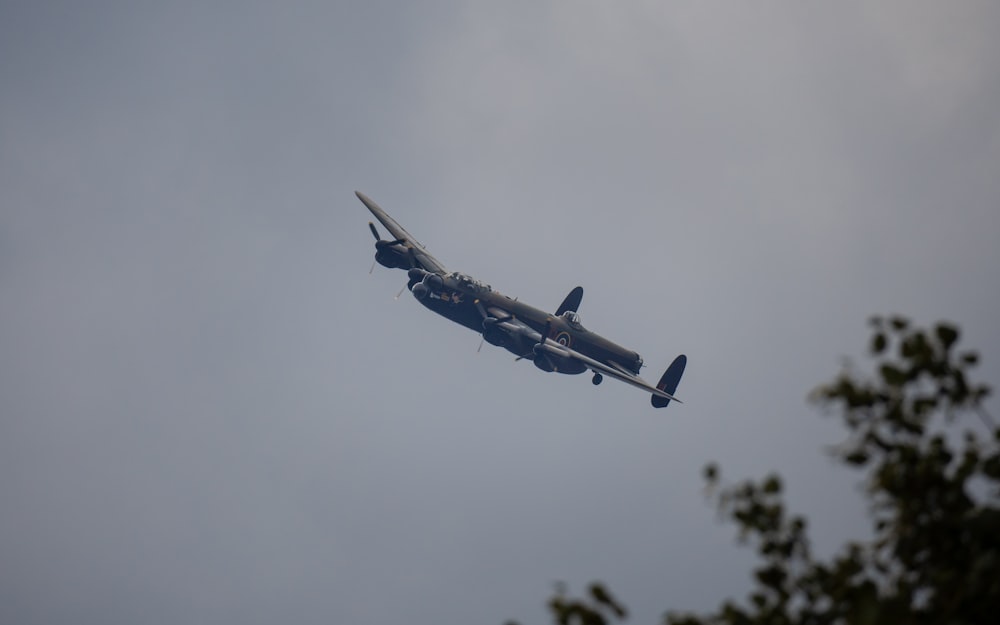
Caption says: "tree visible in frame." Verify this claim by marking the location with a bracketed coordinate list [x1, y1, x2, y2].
[520, 317, 999, 625]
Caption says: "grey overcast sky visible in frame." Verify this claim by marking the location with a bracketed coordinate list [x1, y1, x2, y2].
[2, 2, 998, 624]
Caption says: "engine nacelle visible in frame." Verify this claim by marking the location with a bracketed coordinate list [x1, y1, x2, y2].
[482, 318, 539, 357]
[532, 344, 587, 374]
[412, 272, 447, 302]
[533, 352, 557, 372]
[407, 268, 428, 283]
[424, 273, 443, 291]
[375, 248, 408, 269]
[482, 318, 508, 347]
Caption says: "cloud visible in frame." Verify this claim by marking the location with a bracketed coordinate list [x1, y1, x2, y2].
[1, 3, 998, 624]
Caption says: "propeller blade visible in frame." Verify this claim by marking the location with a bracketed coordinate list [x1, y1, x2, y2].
[475, 299, 516, 324]
[477, 337, 485, 353]
[369, 259, 376, 274]
[369, 222, 381, 241]
[394, 284, 406, 299]
[518, 319, 554, 363]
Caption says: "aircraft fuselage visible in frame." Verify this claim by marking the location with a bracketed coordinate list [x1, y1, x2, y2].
[407, 268, 643, 376]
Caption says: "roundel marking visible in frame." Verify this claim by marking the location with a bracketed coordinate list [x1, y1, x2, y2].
[555, 331, 572, 347]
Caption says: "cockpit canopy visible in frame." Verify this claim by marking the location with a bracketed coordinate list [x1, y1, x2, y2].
[449, 272, 491, 294]
[562, 311, 581, 325]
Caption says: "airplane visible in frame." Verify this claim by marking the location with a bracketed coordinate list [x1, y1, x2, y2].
[356, 191, 686, 408]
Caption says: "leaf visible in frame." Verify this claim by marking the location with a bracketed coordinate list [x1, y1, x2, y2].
[935, 323, 959, 350]
[763, 475, 782, 494]
[890, 316, 909, 331]
[589, 583, 627, 619]
[880, 364, 907, 386]
[845, 450, 869, 465]
[871, 332, 887, 354]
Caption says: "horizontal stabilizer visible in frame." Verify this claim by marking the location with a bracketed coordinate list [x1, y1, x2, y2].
[651, 354, 686, 408]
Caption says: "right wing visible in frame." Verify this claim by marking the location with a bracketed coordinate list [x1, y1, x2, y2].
[355, 191, 447, 275]
[490, 316, 681, 404]
[538, 340, 682, 404]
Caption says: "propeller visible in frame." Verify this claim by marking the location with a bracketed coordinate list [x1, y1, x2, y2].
[475, 299, 520, 353]
[475, 299, 488, 353]
[368, 221, 410, 275]
[368, 223, 381, 273]
[369, 222, 406, 248]
[516, 318, 552, 362]
[538, 318, 553, 350]
[534, 318, 558, 371]
[474, 299, 514, 324]
[474, 300, 490, 320]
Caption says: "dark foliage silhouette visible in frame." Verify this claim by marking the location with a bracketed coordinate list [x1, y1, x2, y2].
[514, 317, 998, 625]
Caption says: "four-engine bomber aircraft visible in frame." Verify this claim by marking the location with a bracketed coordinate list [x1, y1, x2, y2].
[357, 191, 686, 408]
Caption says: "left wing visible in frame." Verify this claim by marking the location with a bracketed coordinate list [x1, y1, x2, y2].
[355, 191, 447, 274]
